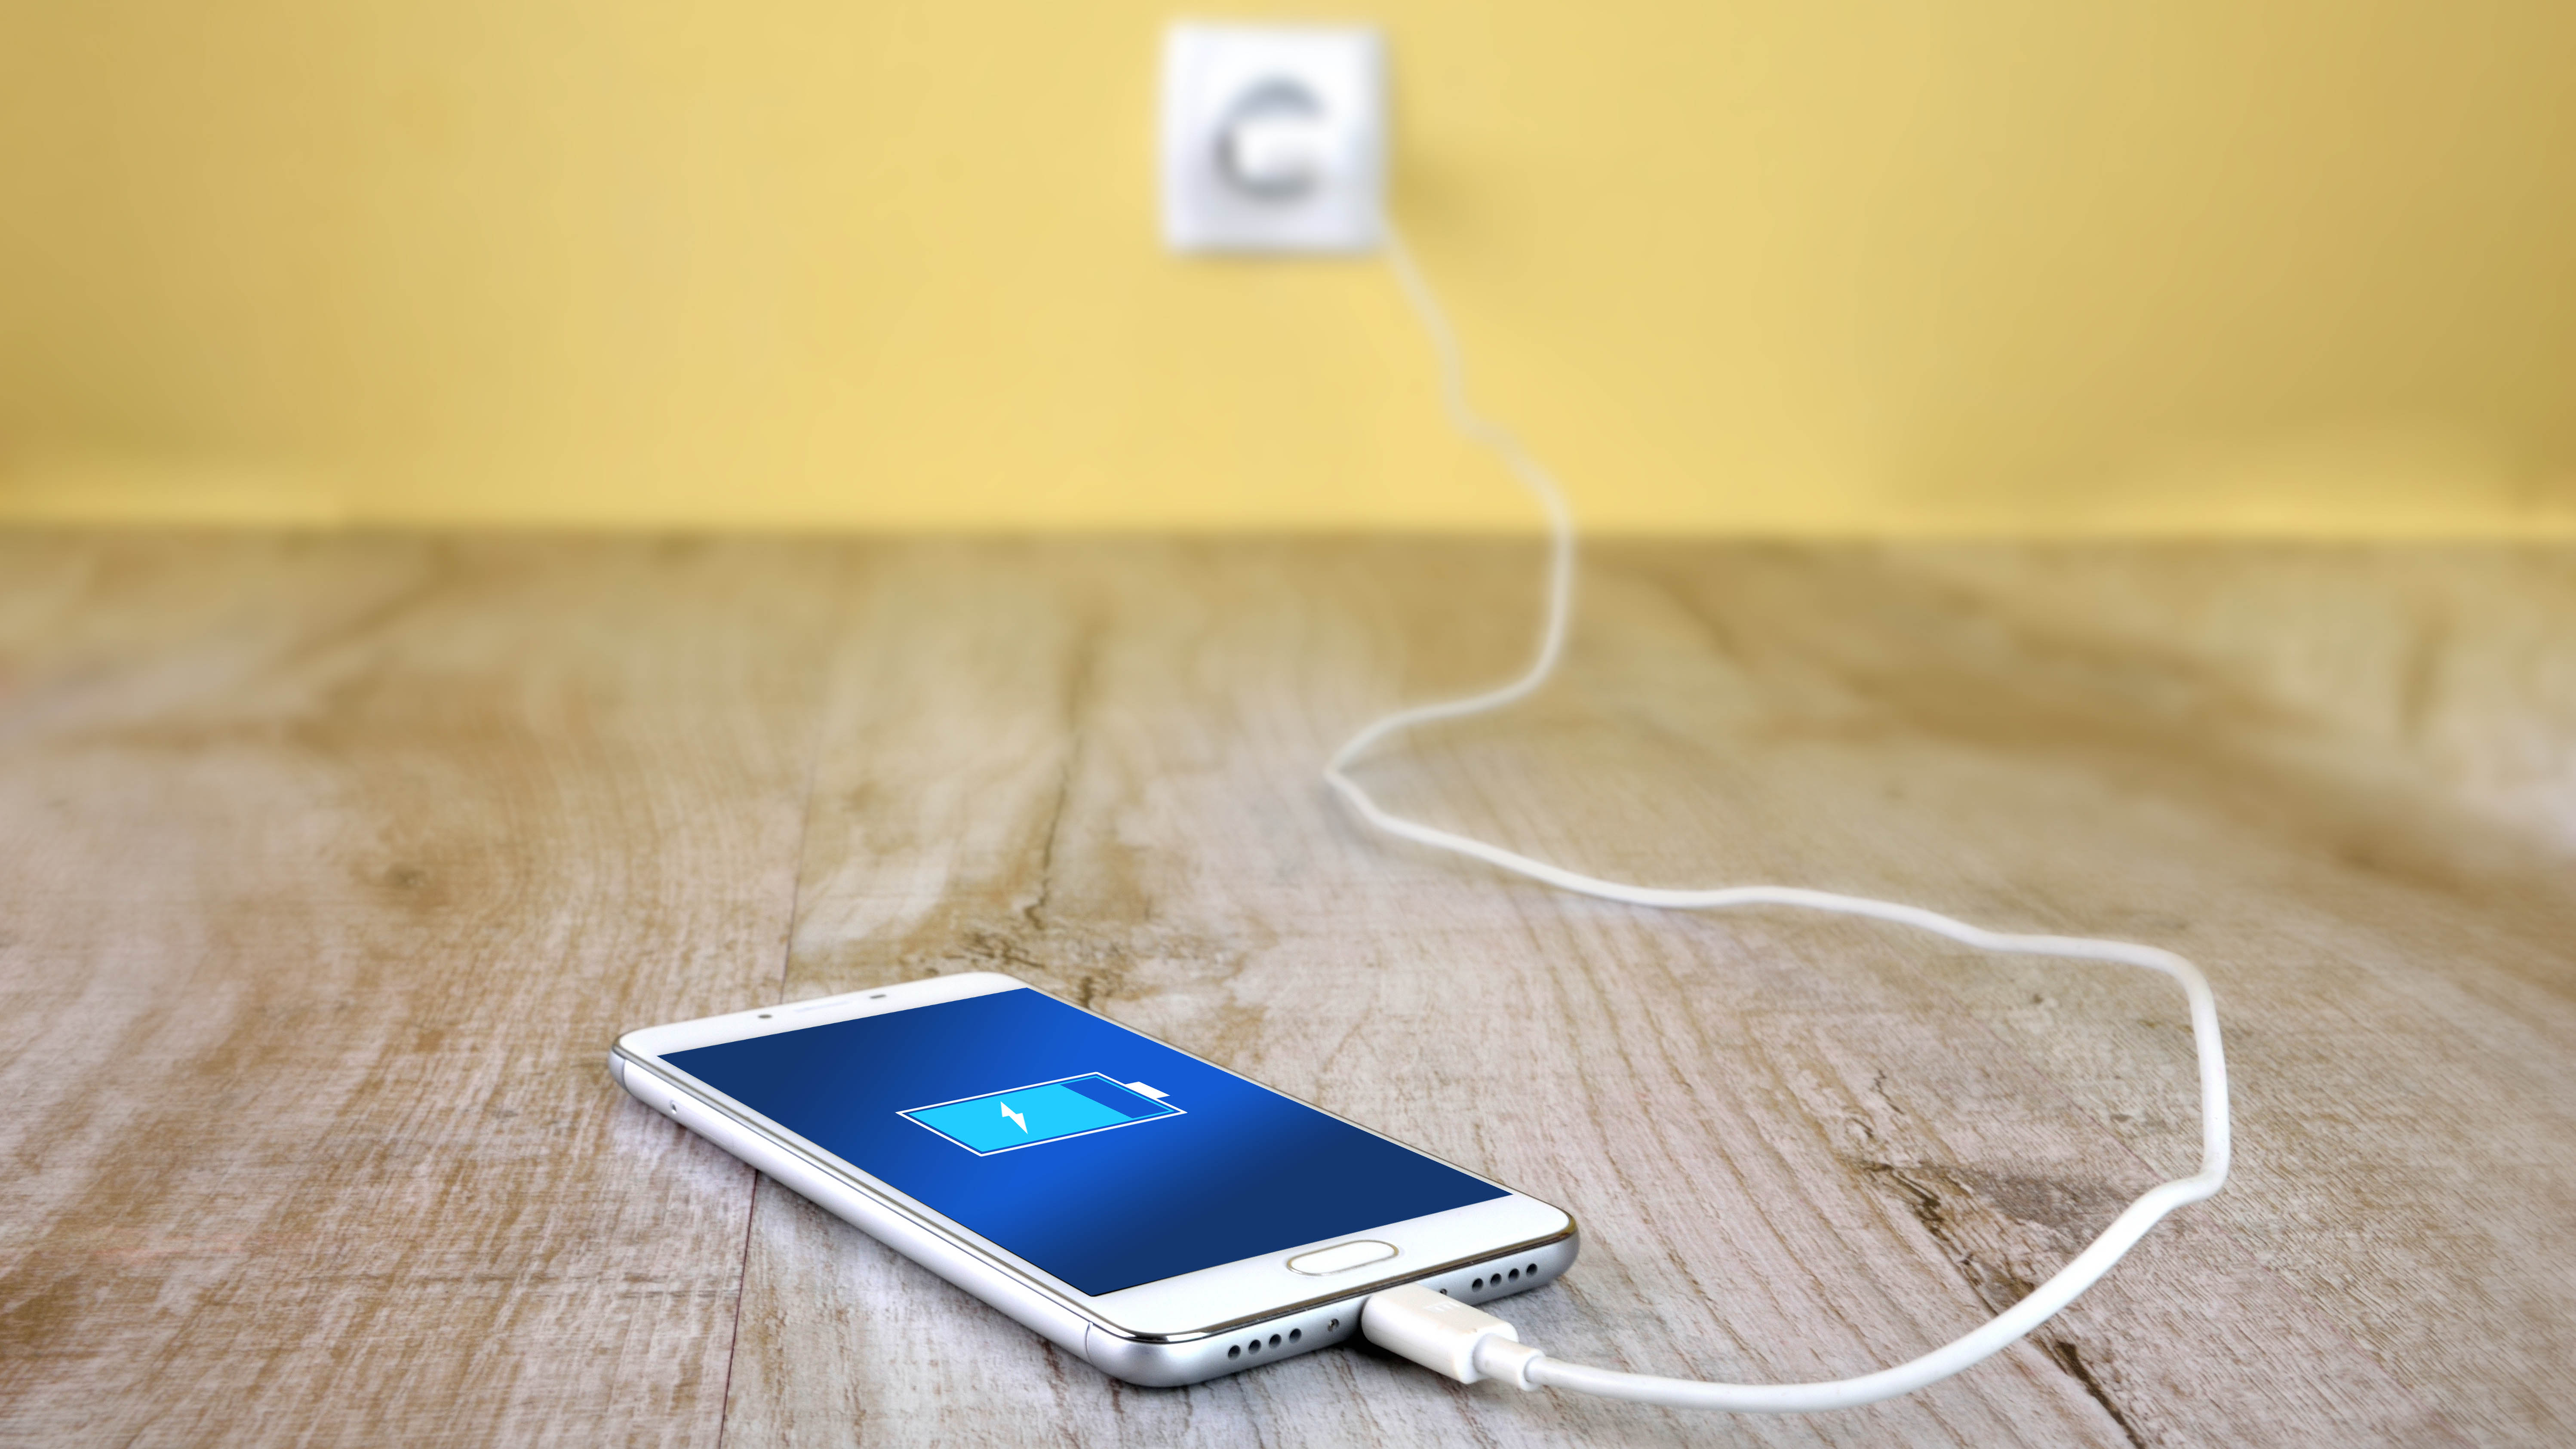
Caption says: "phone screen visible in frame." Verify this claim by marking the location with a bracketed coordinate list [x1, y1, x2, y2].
[661, 987, 1505, 1295]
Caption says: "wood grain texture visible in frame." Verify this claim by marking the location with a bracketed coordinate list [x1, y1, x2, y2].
[0, 535, 851, 1444]
[3, 535, 2571, 1447]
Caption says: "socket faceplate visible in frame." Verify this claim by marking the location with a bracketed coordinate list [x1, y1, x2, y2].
[1160, 24, 1385, 254]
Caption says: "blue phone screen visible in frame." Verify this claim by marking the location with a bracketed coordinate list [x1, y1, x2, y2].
[661, 987, 1505, 1295]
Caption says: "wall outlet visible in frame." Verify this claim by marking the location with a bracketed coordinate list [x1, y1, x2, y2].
[1160, 23, 1385, 255]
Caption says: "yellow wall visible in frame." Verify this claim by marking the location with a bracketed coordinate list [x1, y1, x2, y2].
[2, 1, 2572, 534]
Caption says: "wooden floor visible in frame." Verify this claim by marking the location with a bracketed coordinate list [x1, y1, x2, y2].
[3, 535, 2573, 1447]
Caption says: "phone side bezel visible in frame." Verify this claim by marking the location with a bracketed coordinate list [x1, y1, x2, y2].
[612, 971, 1577, 1344]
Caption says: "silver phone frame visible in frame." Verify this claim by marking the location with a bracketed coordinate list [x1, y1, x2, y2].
[610, 971, 1578, 1386]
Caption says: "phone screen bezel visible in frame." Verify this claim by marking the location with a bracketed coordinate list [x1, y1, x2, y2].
[615, 971, 1574, 1339]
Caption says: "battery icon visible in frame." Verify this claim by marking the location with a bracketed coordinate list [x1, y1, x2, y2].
[900, 1074, 1182, 1155]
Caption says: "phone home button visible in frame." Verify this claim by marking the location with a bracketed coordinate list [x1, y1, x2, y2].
[1285, 1240, 1398, 1276]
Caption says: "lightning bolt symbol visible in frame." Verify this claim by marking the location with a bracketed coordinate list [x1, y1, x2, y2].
[999, 1100, 1027, 1133]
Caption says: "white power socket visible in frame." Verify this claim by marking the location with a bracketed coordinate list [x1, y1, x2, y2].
[1160, 23, 1386, 255]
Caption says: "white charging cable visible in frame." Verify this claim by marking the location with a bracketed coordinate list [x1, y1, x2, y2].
[1337, 231, 2232, 1413]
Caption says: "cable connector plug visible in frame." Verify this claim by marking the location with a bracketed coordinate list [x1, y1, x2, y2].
[1362, 1284, 1546, 1389]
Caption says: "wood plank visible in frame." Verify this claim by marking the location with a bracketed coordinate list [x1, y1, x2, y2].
[1626, 544, 2576, 1446]
[0, 535, 852, 1445]
[720, 540, 2551, 1446]
[1892, 546, 2576, 848]
[5, 536, 2571, 1447]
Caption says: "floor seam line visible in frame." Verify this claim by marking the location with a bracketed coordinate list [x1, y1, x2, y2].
[716, 555, 848, 1448]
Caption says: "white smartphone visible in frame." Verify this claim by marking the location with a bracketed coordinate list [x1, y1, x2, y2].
[611, 971, 1578, 1385]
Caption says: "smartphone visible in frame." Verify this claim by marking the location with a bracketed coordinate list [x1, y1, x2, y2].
[610, 971, 1578, 1385]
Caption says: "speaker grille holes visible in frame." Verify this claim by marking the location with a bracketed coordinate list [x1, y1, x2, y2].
[1289, 1328, 1302, 1343]
[1471, 1277, 1485, 1290]
[1268, 1333, 1281, 1348]
[1507, 1268, 1520, 1281]
[1246, 1339, 1259, 1354]
[1227, 1345, 1241, 1360]
[1527, 1261, 1539, 1274]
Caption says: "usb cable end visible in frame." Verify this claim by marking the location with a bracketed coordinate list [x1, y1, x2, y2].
[1361, 1284, 1545, 1390]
